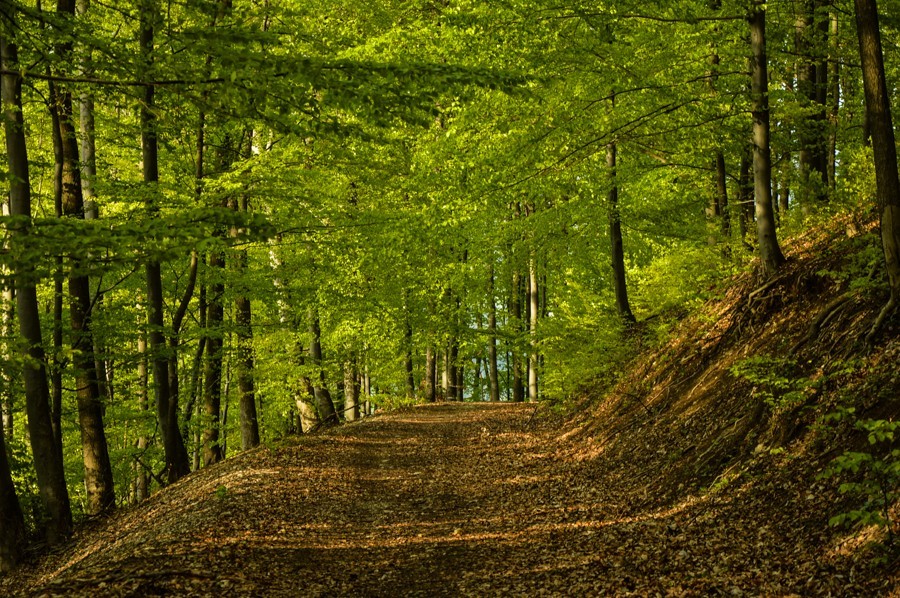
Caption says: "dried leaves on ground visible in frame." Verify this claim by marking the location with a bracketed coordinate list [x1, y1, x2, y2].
[2, 402, 896, 597]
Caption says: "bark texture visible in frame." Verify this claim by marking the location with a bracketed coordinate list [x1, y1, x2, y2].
[1, 24, 73, 544]
[749, 3, 786, 277]
[854, 0, 900, 342]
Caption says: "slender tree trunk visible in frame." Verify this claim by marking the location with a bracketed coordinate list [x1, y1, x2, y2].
[76, 0, 113, 408]
[166, 253, 195, 469]
[1, 26, 72, 544]
[0, 421, 25, 572]
[309, 309, 338, 425]
[796, 0, 828, 211]
[343, 356, 359, 421]
[511, 268, 525, 403]
[52, 0, 115, 513]
[441, 349, 449, 400]
[778, 150, 791, 213]
[456, 349, 464, 401]
[607, 142, 636, 323]
[424, 344, 436, 402]
[527, 255, 539, 402]
[140, 0, 189, 482]
[135, 334, 149, 501]
[231, 194, 259, 450]
[404, 299, 415, 400]
[488, 264, 500, 402]
[708, 0, 730, 242]
[737, 147, 754, 248]
[75, 0, 97, 215]
[715, 151, 731, 239]
[449, 338, 460, 401]
[43, 73, 66, 454]
[235, 281, 259, 449]
[0, 180, 23, 564]
[813, 0, 829, 181]
[826, 11, 839, 193]
[749, 3, 786, 277]
[294, 345, 319, 432]
[203, 258, 224, 465]
[854, 0, 900, 342]
[0, 252, 12, 437]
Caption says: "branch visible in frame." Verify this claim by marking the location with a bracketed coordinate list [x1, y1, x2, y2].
[0, 68, 227, 86]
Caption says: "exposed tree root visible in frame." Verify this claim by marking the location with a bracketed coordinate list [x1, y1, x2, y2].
[792, 291, 854, 352]
[865, 295, 897, 347]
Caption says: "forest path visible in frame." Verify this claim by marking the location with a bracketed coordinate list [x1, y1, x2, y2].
[9, 403, 886, 596]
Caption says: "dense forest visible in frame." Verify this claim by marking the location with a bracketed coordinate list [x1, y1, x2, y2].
[0, 0, 899, 579]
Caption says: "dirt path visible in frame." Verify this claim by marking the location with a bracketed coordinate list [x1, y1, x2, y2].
[5, 403, 895, 596]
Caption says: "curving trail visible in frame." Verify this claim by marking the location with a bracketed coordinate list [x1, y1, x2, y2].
[6, 403, 893, 596]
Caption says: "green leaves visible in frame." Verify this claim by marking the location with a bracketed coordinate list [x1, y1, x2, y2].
[821, 416, 900, 546]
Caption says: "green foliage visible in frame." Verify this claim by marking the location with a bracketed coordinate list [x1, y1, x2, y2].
[0, 0, 890, 530]
[816, 232, 883, 292]
[821, 416, 900, 548]
[6, 432, 41, 535]
[215, 485, 229, 501]
[729, 356, 811, 414]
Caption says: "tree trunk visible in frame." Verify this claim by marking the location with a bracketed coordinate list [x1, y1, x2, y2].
[796, 0, 828, 211]
[164, 251, 196, 472]
[1, 25, 73, 544]
[343, 357, 359, 421]
[778, 150, 791, 214]
[715, 151, 731, 239]
[424, 344, 436, 402]
[488, 264, 500, 402]
[749, 3, 786, 278]
[203, 255, 225, 465]
[826, 11, 839, 193]
[75, 0, 111, 407]
[607, 142, 636, 323]
[139, 0, 189, 482]
[51, 0, 116, 513]
[404, 301, 415, 400]
[449, 338, 460, 401]
[1, 201, 13, 439]
[75, 0, 97, 216]
[45, 77, 66, 454]
[527, 254, 539, 402]
[854, 0, 900, 342]
[441, 349, 449, 400]
[294, 346, 320, 433]
[309, 309, 338, 425]
[737, 147, 754, 248]
[511, 268, 525, 402]
[231, 195, 259, 450]
[135, 333, 150, 500]
[0, 422, 25, 572]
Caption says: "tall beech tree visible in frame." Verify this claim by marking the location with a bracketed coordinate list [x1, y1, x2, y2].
[749, 0, 785, 277]
[854, 0, 900, 343]
[140, 0, 190, 482]
[607, 141, 635, 324]
[53, 0, 116, 515]
[0, 421, 25, 572]
[1, 13, 72, 543]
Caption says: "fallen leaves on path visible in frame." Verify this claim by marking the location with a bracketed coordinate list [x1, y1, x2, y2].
[3, 403, 896, 597]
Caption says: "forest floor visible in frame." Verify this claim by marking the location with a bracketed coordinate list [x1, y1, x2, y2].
[3, 401, 898, 597]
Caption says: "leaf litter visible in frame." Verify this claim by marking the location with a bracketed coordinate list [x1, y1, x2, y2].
[1, 400, 896, 597]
